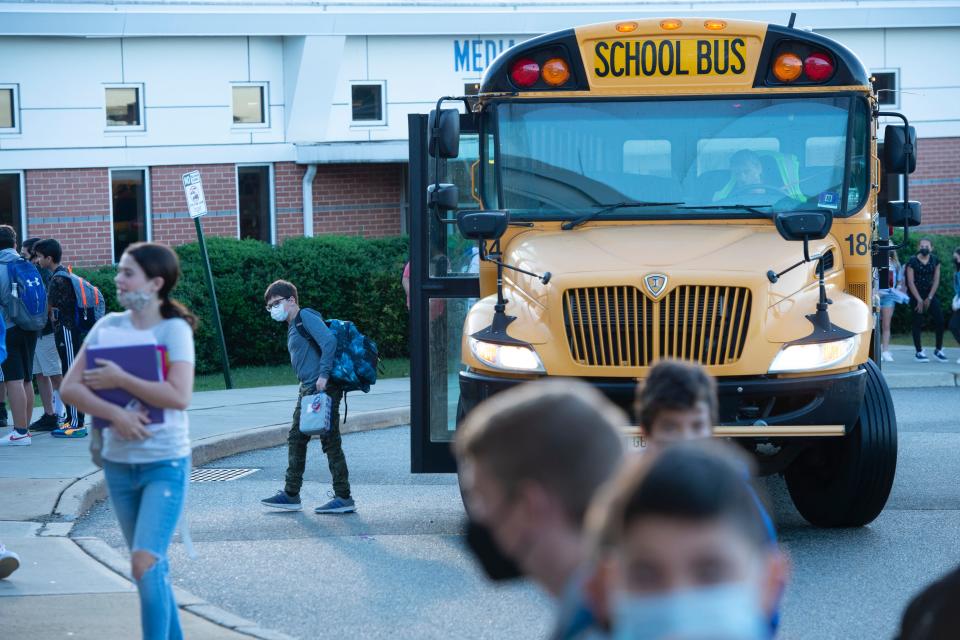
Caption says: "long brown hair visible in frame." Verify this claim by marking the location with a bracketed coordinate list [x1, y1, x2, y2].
[124, 242, 197, 332]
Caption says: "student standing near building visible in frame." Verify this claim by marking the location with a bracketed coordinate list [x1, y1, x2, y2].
[29, 239, 66, 431]
[60, 242, 196, 640]
[879, 251, 908, 362]
[40, 239, 88, 437]
[0, 225, 41, 447]
[259, 280, 355, 514]
[906, 238, 947, 362]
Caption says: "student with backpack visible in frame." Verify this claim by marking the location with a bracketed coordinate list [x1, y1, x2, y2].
[28, 239, 67, 431]
[260, 279, 356, 514]
[38, 239, 105, 439]
[0, 225, 46, 447]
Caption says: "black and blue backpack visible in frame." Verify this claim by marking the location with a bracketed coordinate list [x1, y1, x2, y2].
[294, 310, 380, 393]
[5, 258, 47, 332]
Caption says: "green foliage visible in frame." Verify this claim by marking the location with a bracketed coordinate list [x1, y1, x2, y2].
[76, 236, 410, 374]
[889, 231, 960, 335]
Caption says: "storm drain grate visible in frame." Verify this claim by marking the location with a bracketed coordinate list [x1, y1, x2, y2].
[190, 468, 260, 483]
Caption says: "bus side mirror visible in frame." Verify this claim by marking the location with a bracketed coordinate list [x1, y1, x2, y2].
[428, 109, 460, 159]
[886, 200, 922, 227]
[457, 210, 508, 240]
[774, 210, 832, 242]
[883, 125, 917, 174]
[428, 184, 459, 212]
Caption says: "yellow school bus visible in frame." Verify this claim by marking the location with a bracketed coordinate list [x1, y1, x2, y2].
[408, 17, 920, 527]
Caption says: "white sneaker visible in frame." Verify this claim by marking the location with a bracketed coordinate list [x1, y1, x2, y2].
[881, 351, 894, 362]
[0, 544, 20, 579]
[0, 429, 31, 446]
[934, 350, 949, 363]
[915, 351, 930, 363]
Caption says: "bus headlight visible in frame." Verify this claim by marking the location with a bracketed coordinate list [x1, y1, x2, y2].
[469, 338, 545, 373]
[768, 336, 859, 373]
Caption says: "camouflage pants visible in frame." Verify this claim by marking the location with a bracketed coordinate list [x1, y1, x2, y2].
[284, 383, 351, 499]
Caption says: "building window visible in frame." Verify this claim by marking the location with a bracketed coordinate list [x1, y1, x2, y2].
[105, 84, 144, 129]
[0, 173, 24, 241]
[232, 83, 267, 126]
[237, 165, 273, 243]
[111, 169, 149, 262]
[351, 82, 385, 125]
[872, 70, 899, 108]
[0, 85, 20, 133]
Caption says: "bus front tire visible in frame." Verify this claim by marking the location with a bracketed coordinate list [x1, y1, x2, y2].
[784, 359, 897, 527]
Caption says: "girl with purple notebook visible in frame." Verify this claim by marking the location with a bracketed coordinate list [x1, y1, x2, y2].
[61, 242, 196, 640]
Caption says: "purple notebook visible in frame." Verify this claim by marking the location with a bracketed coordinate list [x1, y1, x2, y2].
[86, 344, 164, 429]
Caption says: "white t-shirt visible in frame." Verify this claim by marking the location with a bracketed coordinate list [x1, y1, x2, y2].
[84, 311, 195, 464]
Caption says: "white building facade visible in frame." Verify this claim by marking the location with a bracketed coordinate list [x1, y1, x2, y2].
[0, 1, 958, 264]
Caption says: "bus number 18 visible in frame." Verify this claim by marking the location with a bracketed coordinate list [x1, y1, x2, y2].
[845, 233, 868, 256]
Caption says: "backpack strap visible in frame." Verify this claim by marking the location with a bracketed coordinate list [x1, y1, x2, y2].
[293, 310, 321, 353]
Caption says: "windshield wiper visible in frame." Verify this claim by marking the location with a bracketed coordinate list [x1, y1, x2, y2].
[561, 201, 683, 230]
[677, 204, 773, 216]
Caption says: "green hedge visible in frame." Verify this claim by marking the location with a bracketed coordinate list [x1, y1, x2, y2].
[889, 231, 960, 335]
[75, 236, 409, 374]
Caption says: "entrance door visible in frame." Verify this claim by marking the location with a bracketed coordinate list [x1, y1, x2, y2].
[408, 112, 481, 473]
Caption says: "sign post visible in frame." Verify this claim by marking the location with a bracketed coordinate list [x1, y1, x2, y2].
[182, 170, 233, 389]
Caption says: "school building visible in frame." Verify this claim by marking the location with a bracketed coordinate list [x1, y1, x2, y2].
[0, 1, 958, 266]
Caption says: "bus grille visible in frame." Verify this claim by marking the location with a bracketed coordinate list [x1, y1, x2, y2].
[562, 285, 752, 367]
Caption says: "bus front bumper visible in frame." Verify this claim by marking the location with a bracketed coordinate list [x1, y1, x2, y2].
[458, 367, 865, 437]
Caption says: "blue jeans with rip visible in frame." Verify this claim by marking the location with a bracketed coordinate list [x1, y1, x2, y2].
[104, 456, 189, 640]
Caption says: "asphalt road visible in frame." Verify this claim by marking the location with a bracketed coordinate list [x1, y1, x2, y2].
[73, 387, 960, 640]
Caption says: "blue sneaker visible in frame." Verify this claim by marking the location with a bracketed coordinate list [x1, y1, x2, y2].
[260, 490, 302, 511]
[314, 492, 356, 514]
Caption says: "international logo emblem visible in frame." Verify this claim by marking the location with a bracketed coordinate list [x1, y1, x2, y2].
[644, 273, 668, 299]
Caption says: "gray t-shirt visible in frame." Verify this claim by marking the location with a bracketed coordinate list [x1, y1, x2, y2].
[84, 311, 195, 464]
[288, 308, 336, 388]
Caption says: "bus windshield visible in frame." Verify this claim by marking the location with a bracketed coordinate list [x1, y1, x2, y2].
[491, 96, 869, 220]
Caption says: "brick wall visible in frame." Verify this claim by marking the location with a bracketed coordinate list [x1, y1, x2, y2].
[310, 163, 404, 237]
[24, 168, 112, 266]
[912, 137, 960, 234]
[151, 164, 238, 246]
[275, 161, 304, 242]
[21, 161, 406, 266]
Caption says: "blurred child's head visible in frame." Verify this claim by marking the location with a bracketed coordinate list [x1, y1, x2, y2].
[634, 360, 717, 449]
[587, 441, 787, 639]
[454, 378, 626, 595]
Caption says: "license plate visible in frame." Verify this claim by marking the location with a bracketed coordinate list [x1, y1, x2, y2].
[592, 37, 750, 79]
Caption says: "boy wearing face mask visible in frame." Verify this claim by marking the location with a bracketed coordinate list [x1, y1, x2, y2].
[260, 280, 355, 514]
[37, 239, 88, 438]
[454, 379, 626, 640]
[587, 440, 789, 640]
[905, 239, 946, 362]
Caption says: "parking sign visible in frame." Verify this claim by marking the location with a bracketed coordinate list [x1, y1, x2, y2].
[182, 170, 208, 218]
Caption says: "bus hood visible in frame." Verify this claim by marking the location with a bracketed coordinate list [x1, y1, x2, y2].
[503, 223, 837, 305]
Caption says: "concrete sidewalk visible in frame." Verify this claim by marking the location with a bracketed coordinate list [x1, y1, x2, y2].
[1, 351, 955, 639]
[0, 378, 410, 640]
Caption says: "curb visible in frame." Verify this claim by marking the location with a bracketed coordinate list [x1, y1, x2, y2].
[882, 371, 959, 389]
[57, 405, 410, 640]
[73, 537, 297, 640]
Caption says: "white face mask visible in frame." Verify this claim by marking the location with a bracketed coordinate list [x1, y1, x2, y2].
[117, 288, 155, 312]
[269, 303, 288, 322]
[611, 582, 768, 640]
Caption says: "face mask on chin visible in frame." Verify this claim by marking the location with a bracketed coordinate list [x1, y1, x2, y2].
[117, 289, 155, 312]
[611, 582, 768, 640]
[270, 304, 289, 322]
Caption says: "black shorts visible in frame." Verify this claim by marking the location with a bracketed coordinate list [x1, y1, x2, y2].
[2, 326, 39, 382]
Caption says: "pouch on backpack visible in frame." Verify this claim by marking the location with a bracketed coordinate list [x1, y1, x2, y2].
[300, 392, 332, 436]
[4, 259, 47, 331]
